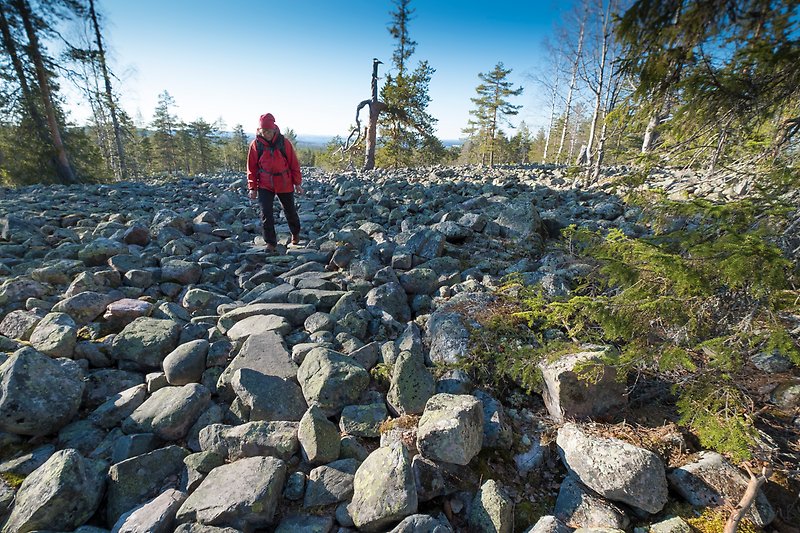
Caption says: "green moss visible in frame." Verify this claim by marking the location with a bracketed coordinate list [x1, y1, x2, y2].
[0, 471, 25, 489]
[369, 363, 393, 391]
[686, 506, 760, 533]
[514, 497, 556, 532]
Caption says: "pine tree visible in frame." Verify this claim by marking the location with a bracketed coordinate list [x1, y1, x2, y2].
[378, 0, 439, 167]
[465, 62, 523, 167]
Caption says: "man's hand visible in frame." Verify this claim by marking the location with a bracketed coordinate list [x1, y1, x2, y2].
[248, 189, 258, 200]
[295, 184, 305, 195]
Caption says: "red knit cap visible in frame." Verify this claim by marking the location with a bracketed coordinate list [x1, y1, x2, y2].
[259, 113, 277, 130]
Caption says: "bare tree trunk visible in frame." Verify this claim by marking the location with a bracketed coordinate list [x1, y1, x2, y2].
[88, 0, 126, 180]
[13, 0, 78, 184]
[542, 76, 558, 163]
[641, 109, 660, 153]
[556, 11, 586, 164]
[709, 119, 730, 175]
[590, 119, 608, 183]
[364, 59, 387, 171]
[0, 4, 48, 140]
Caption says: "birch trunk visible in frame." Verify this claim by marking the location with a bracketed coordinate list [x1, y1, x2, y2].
[585, 0, 613, 167]
[89, 0, 126, 180]
[556, 12, 586, 164]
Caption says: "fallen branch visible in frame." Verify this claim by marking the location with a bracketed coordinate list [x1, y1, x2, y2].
[723, 464, 773, 533]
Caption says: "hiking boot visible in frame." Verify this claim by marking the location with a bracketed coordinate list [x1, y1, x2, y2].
[291, 234, 300, 245]
[265, 243, 277, 252]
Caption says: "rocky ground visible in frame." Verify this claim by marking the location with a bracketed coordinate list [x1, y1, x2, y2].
[0, 165, 797, 533]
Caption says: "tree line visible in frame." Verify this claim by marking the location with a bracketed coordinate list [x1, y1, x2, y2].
[1, 0, 798, 186]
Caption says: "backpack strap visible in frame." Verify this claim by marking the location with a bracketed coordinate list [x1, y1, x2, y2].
[256, 134, 288, 162]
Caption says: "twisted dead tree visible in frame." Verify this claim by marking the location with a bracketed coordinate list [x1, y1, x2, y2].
[340, 58, 387, 170]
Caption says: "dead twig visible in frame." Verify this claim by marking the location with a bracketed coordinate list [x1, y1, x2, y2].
[723, 464, 773, 533]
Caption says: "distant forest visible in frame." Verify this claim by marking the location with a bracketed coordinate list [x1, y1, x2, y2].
[0, 0, 798, 185]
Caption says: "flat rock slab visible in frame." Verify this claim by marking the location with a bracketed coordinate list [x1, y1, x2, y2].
[199, 421, 299, 461]
[217, 331, 298, 400]
[176, 456, 286, 531]
[217, 303, 315, 333]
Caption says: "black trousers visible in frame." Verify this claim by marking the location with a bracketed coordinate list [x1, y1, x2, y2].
[257, 189, 300, 246]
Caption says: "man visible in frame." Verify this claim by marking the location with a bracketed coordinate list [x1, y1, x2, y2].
[246, 113, 304, 251]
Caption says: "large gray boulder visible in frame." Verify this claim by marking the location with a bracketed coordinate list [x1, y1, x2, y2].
[161, 259, 202, 284]
[28, 312, 77, 358]
[524, 515, 573, 533]
[426, 293, 495, 364]
[539, 348, 626, 422]
[296, 347, 369, 416]
[426, 311, 470, 364]
[365, 282, 411, 323]
[89, 383, 147, 429]
[557, 423, 668, 514]
[232, 368, 307, 422]
[163, 339, 209, 386]
[175, 456, 286, 531]
[668, 451, 775, 527]
[0, 348, 84, 436]
[473, 389, 513, 449]
[339, 402, 388, 438]
[387, 350, 435, 416]
[226, 314, 291, 340]
[0, 310, 41, 340]
[106, 445, 189, 525]
[51, 290, 118, 325]
[0, 277, 47, 306]
[416, 394, 484, 465]
[469, 479, 514, 533]
[349, 442, 418, 532]
[122, 383, 211, 441]
[298, 404, 341, 465]
[111, 317, 181, 368]
[1, 449, 105, 533]
[495, 199, 547, 242]
[78, 237, 128, 266]
[303, 458, 359, 508]
[388, 513, 454, 533]
[84, 369, 145, 409]
[217, 302, 315, 333]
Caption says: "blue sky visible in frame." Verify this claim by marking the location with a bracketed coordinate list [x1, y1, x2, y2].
[67, 0, 565, 139]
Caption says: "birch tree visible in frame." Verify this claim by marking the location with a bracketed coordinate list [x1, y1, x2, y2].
[87, 0, 125, 179]
[555, 3, 587, 164]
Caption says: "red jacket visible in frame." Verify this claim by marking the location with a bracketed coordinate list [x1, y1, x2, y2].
[246, 133, 302, 193]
